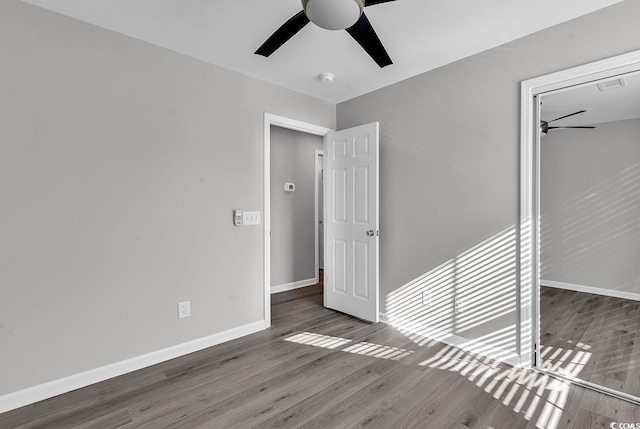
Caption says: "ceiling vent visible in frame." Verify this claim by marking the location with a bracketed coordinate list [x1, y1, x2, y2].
[597, 78, 626, 92]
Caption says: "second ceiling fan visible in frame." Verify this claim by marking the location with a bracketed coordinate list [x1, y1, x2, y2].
[255, 0, 397, 68]
[541, 110, 596, 136]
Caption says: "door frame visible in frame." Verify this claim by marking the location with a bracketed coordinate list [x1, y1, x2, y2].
[263, 113, 333, 327]
[314, 150, 324, 273]
[520, 49, 640, 403]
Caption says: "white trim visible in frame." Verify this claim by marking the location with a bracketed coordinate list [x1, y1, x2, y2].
[380, 313, 521, 367]
[541, 279, 640, 302]
[264, 113, 333, 329]
[522, 50, 640, 97]
[537, 368, 640, 406]
[314, 149, 324, 272]
[519, 84, 537, 368]
[520, 49, 640, 371]
[0, 320, 266, 414]
[271, 277, 318, 294]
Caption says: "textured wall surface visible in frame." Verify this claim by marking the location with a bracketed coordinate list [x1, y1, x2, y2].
[0, 0, 334, 396]
[541, 118, 640, 294]
[337, 0, 640, 358]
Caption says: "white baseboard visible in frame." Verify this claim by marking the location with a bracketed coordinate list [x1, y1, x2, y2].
[271, 277, 318, 294]
[541, 279, 640, 302]
[0, 319, 267, 415]
[379, 313, 521, 367]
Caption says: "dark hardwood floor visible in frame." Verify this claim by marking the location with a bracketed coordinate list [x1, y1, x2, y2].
[2, 281, 639, 428]
[539, 286, 640, 399]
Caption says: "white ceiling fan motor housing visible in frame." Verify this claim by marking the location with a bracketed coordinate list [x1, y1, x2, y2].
[302, 0, 364, 30]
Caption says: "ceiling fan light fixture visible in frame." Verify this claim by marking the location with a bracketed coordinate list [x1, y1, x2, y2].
[302, 0, 364, 30]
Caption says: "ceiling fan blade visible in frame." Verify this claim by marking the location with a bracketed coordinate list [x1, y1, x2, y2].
[345, 13, 392, 68]
[255, 11, 310, 57]
[548, 126, 596, 129]
[365, 0, 397, 6]
[547, 110, 587, 123]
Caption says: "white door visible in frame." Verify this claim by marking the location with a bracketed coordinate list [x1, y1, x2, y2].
[324, 122, 379, 322]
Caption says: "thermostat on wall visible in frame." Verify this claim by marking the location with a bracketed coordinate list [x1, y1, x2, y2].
[284, 183, 295, 192]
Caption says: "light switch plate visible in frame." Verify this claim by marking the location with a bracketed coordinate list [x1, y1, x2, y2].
[243, 211, 261, 225]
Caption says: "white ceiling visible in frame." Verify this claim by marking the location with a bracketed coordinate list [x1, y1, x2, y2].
[542, 71, 640, 127]
[22, 0, 622, 103]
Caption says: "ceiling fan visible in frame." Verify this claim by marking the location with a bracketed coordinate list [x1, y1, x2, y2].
[540, 110, 596, 136]
[255, 0, 397, 68]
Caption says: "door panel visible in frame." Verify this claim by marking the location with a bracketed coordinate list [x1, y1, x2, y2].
[333, 239, 347, 294]
[353, 241, 369, 299]
[354, 166, 369, 223]
[325, 122, 379, 323]
[334, 169, 347, 222]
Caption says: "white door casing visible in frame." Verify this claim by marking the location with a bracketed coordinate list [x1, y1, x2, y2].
[324, 123, 379, 323]
[264, 113, 333, 327]
[315, 150, 324, 270]
[520, 50, 640, 369]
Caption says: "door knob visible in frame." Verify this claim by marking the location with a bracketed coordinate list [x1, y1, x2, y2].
[366, 230, 375, 237]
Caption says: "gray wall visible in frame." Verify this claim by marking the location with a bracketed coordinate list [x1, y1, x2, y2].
[270, 126, 323, 288]
[3, 0, 640, 401]
[541, 118, 640, 294]
[0, 0, 334, 396]
[337, 0, 640, 358]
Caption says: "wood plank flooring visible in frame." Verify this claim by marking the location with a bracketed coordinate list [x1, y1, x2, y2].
[1, 281, 638, 428]
[539, 286, 640, 398]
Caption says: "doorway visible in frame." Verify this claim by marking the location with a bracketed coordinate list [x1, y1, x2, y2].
[264, 114, 381, 326]
[269, 125, 323, 294]
[520, 49, 640, 404]
[263, 113, 332, 327]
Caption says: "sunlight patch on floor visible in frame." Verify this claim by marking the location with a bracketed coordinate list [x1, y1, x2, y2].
[416, 341, 590, 429]
[283, 332, 412, 361]
[282, 329, 591, 429]
[283, 332, 352, 349]
[539, 345, 593, 378]
[342, 342, 413, 360]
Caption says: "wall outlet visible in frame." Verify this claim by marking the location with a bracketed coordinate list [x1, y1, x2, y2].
[422, 290, 432, 307]
[178, 301, 191, 319]
[454, 297, 465, 314]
